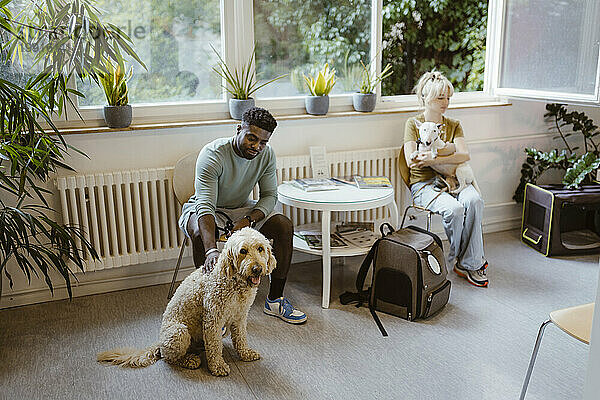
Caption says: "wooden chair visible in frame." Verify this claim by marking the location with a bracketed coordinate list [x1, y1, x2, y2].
[398, 146, 439, 230]
[167, 152, 198, 300]
[520, 302, 595, 399]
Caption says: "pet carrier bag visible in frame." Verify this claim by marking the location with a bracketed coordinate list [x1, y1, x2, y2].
[340, 223, 451, 336]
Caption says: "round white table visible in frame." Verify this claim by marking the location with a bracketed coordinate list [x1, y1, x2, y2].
[277, 183, 399, 308]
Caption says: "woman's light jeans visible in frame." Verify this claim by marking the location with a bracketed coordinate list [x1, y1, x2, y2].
[411, 180, 485, 270]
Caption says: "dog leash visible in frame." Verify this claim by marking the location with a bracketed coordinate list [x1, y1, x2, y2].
[215, 210, 234, 238]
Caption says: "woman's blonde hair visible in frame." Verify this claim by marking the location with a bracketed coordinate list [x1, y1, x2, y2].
[414, 70, 454, 107]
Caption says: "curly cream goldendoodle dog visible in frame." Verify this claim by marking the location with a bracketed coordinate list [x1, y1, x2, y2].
[97, 227, 276, 376]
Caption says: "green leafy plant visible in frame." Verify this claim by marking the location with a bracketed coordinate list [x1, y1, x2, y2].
[358, 60, 393, 94]
[514, 103, 600, 202]
[0, 0, 145, 298]
[303, 63, 336, 96]
[95, 59, 132, 106]
[211, 44, 286, 100]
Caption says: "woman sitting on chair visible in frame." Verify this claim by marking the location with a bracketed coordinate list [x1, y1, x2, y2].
[403, 70, 488, 287]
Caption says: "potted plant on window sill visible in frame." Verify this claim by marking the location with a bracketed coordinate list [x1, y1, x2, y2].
[352, 60, 392, 112]
[212, 45, 286, 120]
[303, 63, 336, 115]
[96, 59, 133, 129]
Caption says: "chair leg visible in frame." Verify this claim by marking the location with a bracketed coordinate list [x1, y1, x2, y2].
[167, 237, 188, 300]
[519, 319, 552, 400]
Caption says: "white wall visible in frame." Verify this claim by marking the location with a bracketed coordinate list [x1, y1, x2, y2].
[2, 99, 599, 309]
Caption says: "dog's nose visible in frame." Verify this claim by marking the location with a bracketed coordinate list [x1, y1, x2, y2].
[252, 265, 261, 275]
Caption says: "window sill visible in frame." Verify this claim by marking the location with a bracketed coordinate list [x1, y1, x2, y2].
[55, 99, 511, 135]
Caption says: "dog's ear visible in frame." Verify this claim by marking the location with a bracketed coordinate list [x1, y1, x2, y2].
[219, 246, 236, 278]
[266, 243, 277, 274]
[414, 119, 422, 129]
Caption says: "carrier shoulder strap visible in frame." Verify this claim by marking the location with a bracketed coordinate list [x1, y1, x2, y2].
[339, 238, 381, 307]
[355, 239, 380, 292]
[369, 307, 388, 337]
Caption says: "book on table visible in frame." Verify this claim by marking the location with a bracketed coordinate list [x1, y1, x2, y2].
[354, 175, 393, 189]
[289, 178, 339, 192]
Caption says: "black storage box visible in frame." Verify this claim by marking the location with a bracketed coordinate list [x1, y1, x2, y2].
[521, 183, 600, 256]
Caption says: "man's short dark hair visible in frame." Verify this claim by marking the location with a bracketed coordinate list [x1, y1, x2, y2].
[241, 107, 277, 133]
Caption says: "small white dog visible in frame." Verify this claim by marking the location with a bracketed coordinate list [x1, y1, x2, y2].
[411, 120, 480, 194]
[97, 227, 276, 376]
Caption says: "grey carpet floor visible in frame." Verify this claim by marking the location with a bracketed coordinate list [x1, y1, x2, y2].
[0, 230, 598, 400]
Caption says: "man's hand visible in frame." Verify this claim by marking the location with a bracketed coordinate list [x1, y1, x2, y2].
[231, 217, 251, 233]
[203, 250, 219, 273]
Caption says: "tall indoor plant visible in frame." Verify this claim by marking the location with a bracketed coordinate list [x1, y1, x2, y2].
[0, 0, 145, 299]
[514, 103, 600, 202]
[211, 45, 286, 120]
[303, 63, 336, 115]
[96, 59, 133, 128]
[352, 60, 393, 112]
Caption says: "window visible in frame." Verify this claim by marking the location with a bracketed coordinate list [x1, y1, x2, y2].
[4, 0, 529, 124]
[77, 0, 222, 107]
[381, 0, 488, 96]
[2, 0, 43, 87]
[493, 0, 600, 104]
[253, 0, 372, 97]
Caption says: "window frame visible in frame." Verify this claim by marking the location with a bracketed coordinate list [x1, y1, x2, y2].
[65, 0, 499, 126]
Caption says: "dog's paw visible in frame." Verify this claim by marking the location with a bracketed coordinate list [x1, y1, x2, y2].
[179, 354, 203, 369]
[208, 361, 230, 377]
[238, 348, 261, 362]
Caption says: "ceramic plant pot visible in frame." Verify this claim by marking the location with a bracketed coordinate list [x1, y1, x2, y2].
[103, 105, 132, 129]
[352, 92, 377, 112]
[229, 98, 255, 120]
[305, 95, 329, 115]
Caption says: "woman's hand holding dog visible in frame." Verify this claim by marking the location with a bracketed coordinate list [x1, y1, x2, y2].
[412, 151, 437, 168]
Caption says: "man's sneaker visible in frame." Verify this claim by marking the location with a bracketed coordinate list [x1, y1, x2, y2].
[454, 263, 488, 287]
[264, 297, 307, 324]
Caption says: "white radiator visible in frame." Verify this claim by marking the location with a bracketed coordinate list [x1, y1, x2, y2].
[56, 147, 403, 271]
[56, 168, 185, 272]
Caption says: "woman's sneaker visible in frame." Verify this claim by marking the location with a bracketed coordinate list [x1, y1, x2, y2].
[264, 297, 307, 324]
[454, 263, 488, 287]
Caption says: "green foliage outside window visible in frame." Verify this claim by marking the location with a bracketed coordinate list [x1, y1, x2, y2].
[382, 0, 488, 95]
[254, 0, 487, 97]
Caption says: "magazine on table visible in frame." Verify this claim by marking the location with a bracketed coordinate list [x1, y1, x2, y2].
[335, 221, 375, 233]
[335, 221, 379, 248]
[354, 175, 393, 189]
[337, 229, 380, 248]
[330, 176, 357, 187]
[295, 231, 348, 249]
[288, 178, 339, 192]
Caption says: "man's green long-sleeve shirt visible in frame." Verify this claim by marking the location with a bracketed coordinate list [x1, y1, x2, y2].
[180, 137, 278, 223]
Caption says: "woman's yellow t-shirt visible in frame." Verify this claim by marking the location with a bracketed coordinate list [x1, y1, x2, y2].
[403, 113, 464, 187]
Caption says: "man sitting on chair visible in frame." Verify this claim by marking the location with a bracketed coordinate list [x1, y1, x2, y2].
[178, 107, 306, 324]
